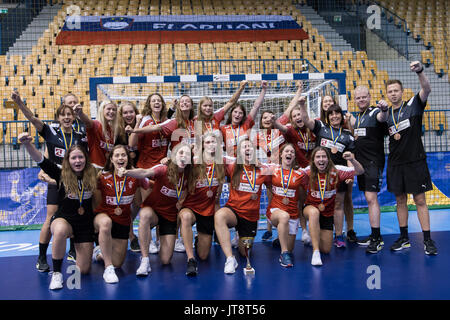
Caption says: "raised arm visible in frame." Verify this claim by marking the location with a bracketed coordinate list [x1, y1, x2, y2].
[11, 91, 44, 132]
[273, 114, 288, 134]
[118, 166, 155, 180]
[248, 80, 268, 121]
[342, 151, 364, 175]
[73, 103, 94, 129]
[298, 95, 315, 130]
[284, 80, 303, 118]
[375, 99, 389, 122]
[18, 132, 44, 163]
[410, 61, 431, 103]
[128, 114, 143, 148]
[223, 80, 249, 114]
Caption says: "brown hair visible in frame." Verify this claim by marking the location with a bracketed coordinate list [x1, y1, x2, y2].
[308, 146, 336, 191]
[385, 79, 403, 91]
[103, 144, 133, 174]
[225, 103, 247, 125]
[117, 101, 139, 143]
[60, 145, 97, 196]
[320, 95, 337, 124]
[141, 93, 168, 121]
[167, 142, 193, 194]
[175, 95, 195, 129]
[190, 132, 225, 194]
[231, 137, 259, 190]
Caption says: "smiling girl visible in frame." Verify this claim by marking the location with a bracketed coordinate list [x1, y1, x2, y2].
[19, 132, 97, 290]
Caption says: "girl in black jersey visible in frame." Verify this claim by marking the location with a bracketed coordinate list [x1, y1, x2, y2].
[11, 91, 87, 272]
[18, 132, 97, 290]
[299, 97, 356, 248]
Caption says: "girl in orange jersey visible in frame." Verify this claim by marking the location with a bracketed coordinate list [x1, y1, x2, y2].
[93, 145, 150, 283]
[119, 142, 193, 276]
[179, 132, 226, 276]
[220, 81, 268, 157]
[74, 100, 120, 169]
[195, 80, 249, 134]
[214, 138, 270, 274]
[301, 147, 364, 266]
[265, 143, 307, 268]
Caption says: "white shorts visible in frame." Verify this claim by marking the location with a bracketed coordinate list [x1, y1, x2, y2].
[269, 208, 300, 235]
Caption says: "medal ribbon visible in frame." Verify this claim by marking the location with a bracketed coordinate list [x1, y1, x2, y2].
[113, 174, 126, 206]
[317, 173, 328, 204]
[150, 113, 164, 145]
[60, 128, 73, 150]
[356, 109, 368, 129]
[206, 163, 215, 190]
[231, 125, 240, 146]
[205, 121, 213, 133]
[243, 166, 256, 193]
[265, 130, 273, 152]
[298, 129, 310, 151]
[330, 126, 342, 145]
[77, 178, 85, 208]
[281, 167, 293, 197]
[391, 102, 404, 132]
[176, 172, 185, 200]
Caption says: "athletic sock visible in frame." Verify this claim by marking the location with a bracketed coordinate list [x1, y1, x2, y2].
[400, 226, 408, 239]
[423, 230, 431, 241]
[371, 227, 380, 238]
[52, 258, 63, 273]
[39, 242, 49, 258]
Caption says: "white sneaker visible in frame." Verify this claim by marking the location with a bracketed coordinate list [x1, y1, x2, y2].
[136, 257, 151, 276]
[49, 272, 63, 290]
[311, 250, 323, 266]
[92, 245, 103, 262]
[174, 238, 186, 253]
[149, 240, 160, 254]
[302, 229, 312, 245]
[103, 265, 119, 284]
[231, 234, 239, 248]
[224, 256, 238, 274]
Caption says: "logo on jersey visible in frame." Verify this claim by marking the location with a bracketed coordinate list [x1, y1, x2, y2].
[54, 147, 66, 158]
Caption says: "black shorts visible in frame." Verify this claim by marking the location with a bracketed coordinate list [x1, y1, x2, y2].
[337, 180, 350, 193]
[111, 221, 131, 240]
[387, 159, 433, 195]
[193, 212, 214, 235]
[155, 212, 177, 236]
[225, 206, 257, 238]
[319, 215, 334, 231]
[51, 215, 94, 244]
[46, 184, 59, 205]
[357, 161, 384, 192]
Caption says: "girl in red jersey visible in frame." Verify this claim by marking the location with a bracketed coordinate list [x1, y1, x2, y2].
[129, 94, 195, 151]
[179, 132, 226, 276]
[93, 145, 149, 283]
[128, 93, 169, 170]
[119, 142, 193, 276]
[265, 144, 307, 268]
[220, 81, 267, 157]
[302, 147, 364, 266]
[75, 100, 120, 169]
[195, 80, 248, 134]
[214, 138, 270, 274]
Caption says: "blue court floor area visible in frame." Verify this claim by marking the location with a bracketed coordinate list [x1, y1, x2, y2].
[0, 209, 449, 301]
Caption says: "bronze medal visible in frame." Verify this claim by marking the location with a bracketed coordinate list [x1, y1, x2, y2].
[282, 197, 289, 205]
[114, 206, 122, 216]
[331, 147, 338, 154]
[78, 206, 85, 215]
[318, 203, 325, 212]
[206, 190, 214, 198]
[394, 133, 401, 140]
[250, 193, 258, 200]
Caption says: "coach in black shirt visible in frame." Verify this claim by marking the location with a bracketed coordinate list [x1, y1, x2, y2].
[348, 86, 388, 254]
[385, 61, 437, 255]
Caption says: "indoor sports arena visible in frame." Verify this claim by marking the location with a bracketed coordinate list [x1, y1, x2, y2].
[0, 0, 449, 306]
